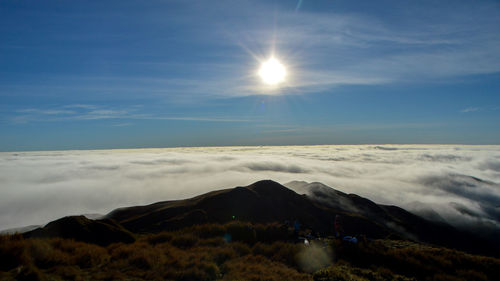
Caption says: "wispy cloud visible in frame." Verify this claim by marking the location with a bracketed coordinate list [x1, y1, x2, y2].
[151, 116, 251, 122]
[9, 105, 253, 124]
[237, 0, 499, 92]
[17, 109, 75, 115]
[112, 123, 133, 127]
[186, 1, 500, 96]
[62, 104, 99, 110]
[2, 1, 498, 101]
[460, 106, 500, 113]
[461, 107, 481, 113]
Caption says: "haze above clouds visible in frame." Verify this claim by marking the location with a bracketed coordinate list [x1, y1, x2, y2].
[1, 145, 499, 232]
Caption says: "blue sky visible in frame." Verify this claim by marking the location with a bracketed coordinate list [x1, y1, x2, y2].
[1, 0, 499, 151]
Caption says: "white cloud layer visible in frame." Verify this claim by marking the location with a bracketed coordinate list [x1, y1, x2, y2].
[1, 145, 500, 232]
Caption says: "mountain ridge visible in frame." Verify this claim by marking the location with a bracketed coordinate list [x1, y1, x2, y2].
[24, 180, 499, 256]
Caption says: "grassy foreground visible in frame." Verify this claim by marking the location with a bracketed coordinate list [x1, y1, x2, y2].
[1, 222, 499, 281]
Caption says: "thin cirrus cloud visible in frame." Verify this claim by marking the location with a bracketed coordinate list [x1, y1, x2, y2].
[9, 105, 253, 124]
[461, 107, 481, 113]
[1, 145, 499, 233]
[29, 1, 496, 101]
[207, 0, 498, 97]
[200, 0, 500, 97]
[2, 1, 498, 101]
[459, 106, 500, 114]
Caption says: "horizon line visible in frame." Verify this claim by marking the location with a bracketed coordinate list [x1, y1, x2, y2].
[3, 143, 500, 153]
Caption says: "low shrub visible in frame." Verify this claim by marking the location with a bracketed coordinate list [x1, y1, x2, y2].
[70, 242, 109, 268]
[51, 265, 84, 281]
[255, 223, 289, 243]
[171, 234, 198, 249]
[28, 239, 71, 269]
[222, 255, 311, 281]
[15, 264, 45, 281]
[167, 263, 219, 281]
[146, 232, 173, 245]
[210, 247, 237, 265]
[187, 224, 226, 239]
[230, 242, 251, 256]
[313, 266, 354, 281]
[1, 224, 499, 281]
[225, 222, 256, 244]
[198, 237, 225, 247]
[0, 236, 31, 270]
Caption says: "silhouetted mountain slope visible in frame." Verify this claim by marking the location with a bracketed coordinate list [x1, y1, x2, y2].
[103, 180, 499, 256]
[106, 180, 388, 237]
[24, 216, 135, 246]
[0, 225, 41, 235]
[285, 181, 499, 257]
[26, 180, 499, 256]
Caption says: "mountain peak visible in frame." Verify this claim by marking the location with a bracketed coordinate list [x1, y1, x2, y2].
[248, 179, 282, 187]
[246, 180, 297, 197]
[23, 179, 499, 257]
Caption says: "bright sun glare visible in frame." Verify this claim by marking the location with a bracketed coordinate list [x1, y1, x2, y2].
[258, 57, 286, 85]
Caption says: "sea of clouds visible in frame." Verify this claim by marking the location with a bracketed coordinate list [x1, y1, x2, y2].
[1, 145, 499, 232]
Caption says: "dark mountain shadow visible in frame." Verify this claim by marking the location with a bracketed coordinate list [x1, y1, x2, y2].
[106, 180, 387, 238]
[24, 180, 499, 257]
[24, 216, 135, 246]
[285, 181, 499, 257]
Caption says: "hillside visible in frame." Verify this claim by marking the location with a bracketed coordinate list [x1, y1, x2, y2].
[24, 216, 135, 246]
[285, 181, 499, 256]
[2, 179, 499, 280]
[2, 222, 500, 281]
[106, 180, 385, 237]
[21, 179, 495, 256]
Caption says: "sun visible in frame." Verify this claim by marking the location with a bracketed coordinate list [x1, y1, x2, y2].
[258, 57, 286, 85]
